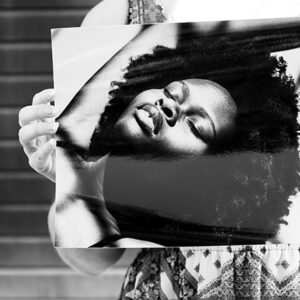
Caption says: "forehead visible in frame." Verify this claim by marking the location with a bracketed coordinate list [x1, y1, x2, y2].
[184, 79, 237, 137]
[184, 79, 230, 106]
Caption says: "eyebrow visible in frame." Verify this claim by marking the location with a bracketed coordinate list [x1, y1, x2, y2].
[179, 80, 217, 143]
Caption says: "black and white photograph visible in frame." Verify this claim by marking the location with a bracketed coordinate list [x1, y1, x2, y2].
[3, 0, 300, 299]
[53, 18, 300, 248]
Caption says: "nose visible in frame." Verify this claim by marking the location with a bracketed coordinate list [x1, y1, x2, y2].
[155, 97, 179, 127]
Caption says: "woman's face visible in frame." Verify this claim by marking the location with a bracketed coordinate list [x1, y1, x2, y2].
[113, 79, 237, 157]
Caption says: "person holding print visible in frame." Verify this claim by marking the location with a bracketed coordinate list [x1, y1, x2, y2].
[18, 1, 300, 298]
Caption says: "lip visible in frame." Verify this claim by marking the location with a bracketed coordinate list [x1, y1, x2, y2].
[134, 104, 163, 136]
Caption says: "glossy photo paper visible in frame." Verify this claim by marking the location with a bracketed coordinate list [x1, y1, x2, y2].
[53, 19, 300, 248]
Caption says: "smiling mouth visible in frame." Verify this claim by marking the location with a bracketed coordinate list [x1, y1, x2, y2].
[134, 104, 163, 136]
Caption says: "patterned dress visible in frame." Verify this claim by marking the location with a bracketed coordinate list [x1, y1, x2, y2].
[118, 1, 300, 299]
[128, 0, 169, 24]
[120, 245, 300, 299]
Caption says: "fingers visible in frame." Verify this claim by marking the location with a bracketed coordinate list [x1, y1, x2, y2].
[19, 89, 55, 127]
[29, 139, 56, 172]
[32, 89, 54, 105]
[19, 122, 59, 154]
[17, 89, 57, 181]
[19, 104, 57, 127]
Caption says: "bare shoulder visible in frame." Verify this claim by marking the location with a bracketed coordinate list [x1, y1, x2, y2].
[81, 0, 129, 26]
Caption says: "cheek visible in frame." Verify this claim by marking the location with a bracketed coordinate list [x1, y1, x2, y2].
[158, 124, 208, 155]
[114, 113, 142, 140]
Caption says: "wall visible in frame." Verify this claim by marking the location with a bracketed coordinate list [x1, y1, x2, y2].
[0, 1, 137, 298]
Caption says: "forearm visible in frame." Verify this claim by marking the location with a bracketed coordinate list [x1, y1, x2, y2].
[48, 203, 124, 275]
[55, 192, 120, 247]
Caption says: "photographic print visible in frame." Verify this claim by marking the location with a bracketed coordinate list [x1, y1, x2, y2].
[52, 18, 300, 248]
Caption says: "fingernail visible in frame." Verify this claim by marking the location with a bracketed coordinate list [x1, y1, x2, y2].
[51, 122, 59, 132]
[49, 106, 55, 116]
[53, 106, 59, 116]
[49, 89, 55, 98]
[49, 106, 58, 117]
[49, 139, 56, 147]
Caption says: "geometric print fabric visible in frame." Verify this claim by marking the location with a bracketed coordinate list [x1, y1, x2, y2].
[119, 245, 300, 299]
[123, 2, 300, 298]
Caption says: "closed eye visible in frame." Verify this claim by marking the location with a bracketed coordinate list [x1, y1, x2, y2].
[187, 106, 216, 144]
[187, 118, 204, 141]
[163, 87, 177, 102]
[163, 81, 187, 103]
